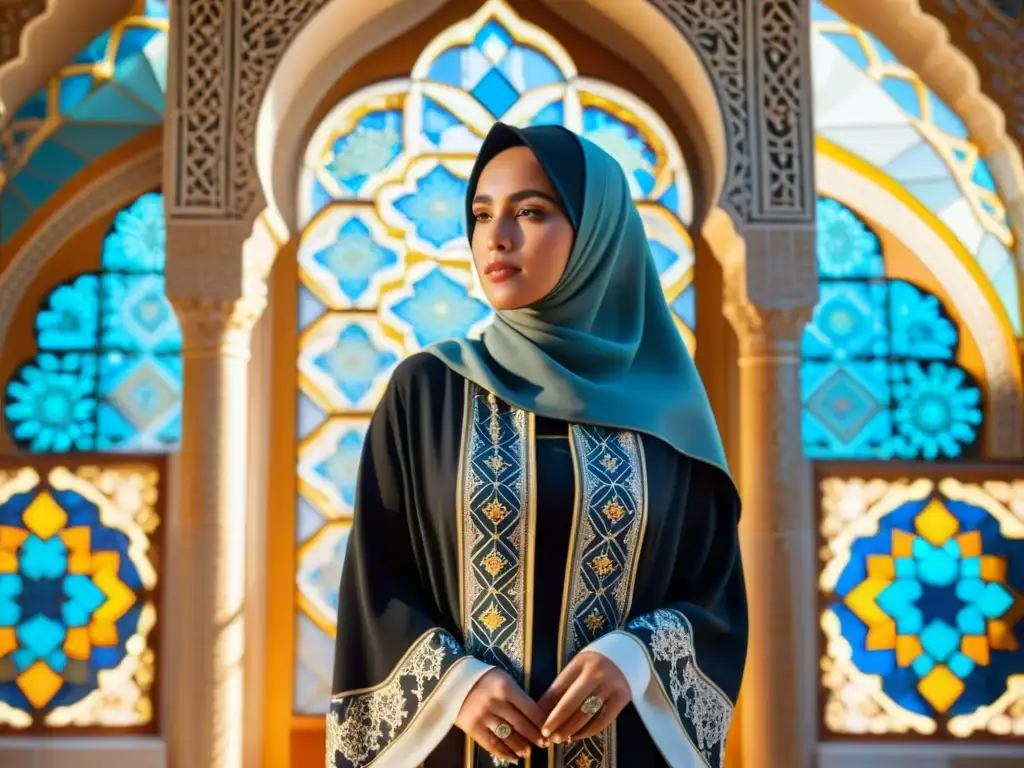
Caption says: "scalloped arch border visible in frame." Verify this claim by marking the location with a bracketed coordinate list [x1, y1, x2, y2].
[0, 146, 161, 352]
[0, 0, 132, 117]
[826, 0, 1024, 258]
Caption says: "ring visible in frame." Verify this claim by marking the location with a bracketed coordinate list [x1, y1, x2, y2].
[491, 722, 513, 740]
[580, 695, 604, 717]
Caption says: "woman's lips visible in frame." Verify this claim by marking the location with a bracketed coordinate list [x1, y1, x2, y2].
[484, 262, 522, 283]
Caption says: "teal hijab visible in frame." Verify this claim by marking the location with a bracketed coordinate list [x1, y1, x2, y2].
[426, 123, 731, 482]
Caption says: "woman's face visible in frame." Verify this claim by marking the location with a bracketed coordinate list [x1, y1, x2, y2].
[470, 146, 574, 310]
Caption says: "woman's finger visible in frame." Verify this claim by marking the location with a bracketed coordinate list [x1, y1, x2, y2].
[537, 660, 581, 716]
[565, 690, 628, 741]
[475, 724, 518, 762]
[501, 730, 533, 760]
[493, 700, 544, 746]
[541, 672, 593, 739]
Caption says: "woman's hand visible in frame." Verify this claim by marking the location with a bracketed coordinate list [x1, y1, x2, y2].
[537, 651, 630, 745]
[456, 668, 547, 761]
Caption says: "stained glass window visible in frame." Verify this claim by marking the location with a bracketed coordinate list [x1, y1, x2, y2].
[0, 462, 161, 730]
[819, 471, 1024, 738]
[802, 197, 983, 460]
[292, 0, 696, 714]
[3, 192, 182, 453]
[811, 0, 1021, 334]
[0, 0, 168, 244]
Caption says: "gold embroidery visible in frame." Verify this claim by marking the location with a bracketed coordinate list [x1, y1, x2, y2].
[479, 603, 507, 633]
[483, 498, 510, 524]
[487, 392, 501, 443]
[480, 549, 507, 577]
[589, 553, 616, 577]
[557, 427, 647, 768]
[584, 611, 605, 634]
[485, 455, 508, 473]
[602, 498, 626, 523]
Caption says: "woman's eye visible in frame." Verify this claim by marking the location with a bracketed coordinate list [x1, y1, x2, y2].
[516, 207, 542, 219]
[473, 211, 491, 222]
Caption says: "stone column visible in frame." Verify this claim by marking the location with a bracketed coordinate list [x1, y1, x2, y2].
[162, 220, 266, 768]
[722, 229, 818, 768]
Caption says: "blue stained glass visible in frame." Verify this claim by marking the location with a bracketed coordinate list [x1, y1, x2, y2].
[811, 0, 843, 22]
[72, 32, 112, 66]
[312, 324, 398, 405]
[971, 160, 997, 193]
[101, 273, 181, 353]
[804, 280, 889, 359]
[325, 111, 402, 197]
[426, 49, 463, 88]
[889, 281, 956, 359]
[474, 19, 514, 56]
[671, 285, 696, 330]
[531, 101, 564, 127]
[35, 275, 100, 351]
[829, 491, 1024, 718]
[313, 429, 364, 509]
[815, 197, 884, 278]
[823, 31, 870, 71]
[390, 268, 491, 347]
[57, 75, 96, 115]
[802, 197, 982, 460]
[114, 27, 162, 63]
[500, 47, 564, 91]
[0, 485, 150, 716]
[471, 68, 520, 118]
[582, 107, 657, 197]
[929, 95, 970, 140]
[101, 193, 166, 272]
[648, 240, 680, 277]
[4, 353, 98, 452]
[880, 77, 923, 120]
[312, 217, 399, 303]
[421, 98, 462, 148]
[393, 165, 468, 248]
[4, 192, 182, 453]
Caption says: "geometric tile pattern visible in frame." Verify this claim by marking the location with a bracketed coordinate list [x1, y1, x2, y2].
[0, 0, 168, 245]
[0, 463, 160, 730]
[801, 198, 983, 460]
[292, 0, 698, 714]
[4, 193, 182, 454]
[812, 0, 1021, 333]
[819, 472, 1024, 738]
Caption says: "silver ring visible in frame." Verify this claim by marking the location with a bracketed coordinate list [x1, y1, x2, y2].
[580, 695, 604, 717]
[492, 722, 513, 740]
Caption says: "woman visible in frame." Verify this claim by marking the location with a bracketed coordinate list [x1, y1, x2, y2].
[328, 123, 747, 768]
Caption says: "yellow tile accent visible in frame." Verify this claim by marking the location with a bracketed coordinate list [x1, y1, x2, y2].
[64, 627, 92, 660]
[844, 579, 888, 626]
[980, 555, 1007, 582]
[866, 618, 896, 651]
[956, 531, 982, 558]
[90, 620, 118, 648]
[90, 551, 120, 575]
[93, 568, 136, 624]
[21, 492, 68, 541]
[866, 554, 895, 580]
[0, 526, 27, 574]
[0, 627, 17, 657]
[17, 661, 64, 709]
[960, 635, 990, 666]
[61, 527, 93, 575]
[917, 665, 964, 713]
[988, 619, 1018, 651]
[891, 530, 915, 558]
[914, 499, 959, 546]
[896, 635, 923, 667]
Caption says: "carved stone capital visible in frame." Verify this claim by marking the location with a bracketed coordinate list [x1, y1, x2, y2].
[172, 297, 262, 360]
[726, 300, 814, 362]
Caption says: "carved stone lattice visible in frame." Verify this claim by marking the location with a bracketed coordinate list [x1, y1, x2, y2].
[649, 0, 815, 226]
[926, 0, 1024, 147]
[0, 0, 45, 70]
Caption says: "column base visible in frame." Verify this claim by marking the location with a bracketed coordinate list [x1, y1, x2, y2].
[0, 737, 165, 768]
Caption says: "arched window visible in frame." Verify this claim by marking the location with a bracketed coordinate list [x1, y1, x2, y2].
[802, 197, 983, 461]
[291, 0, 697, 714]
[4, 193, 182, 454]
[810, 0, 1024, 742]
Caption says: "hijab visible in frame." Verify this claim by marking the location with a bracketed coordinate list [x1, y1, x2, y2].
[425, 123, 731, 482]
